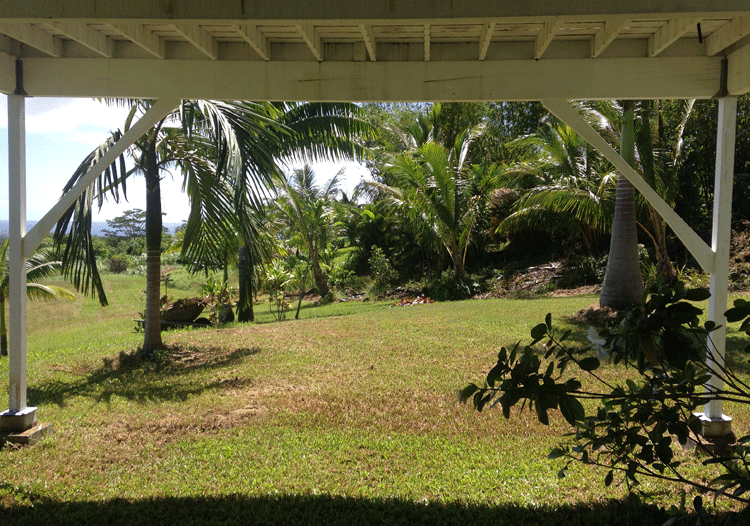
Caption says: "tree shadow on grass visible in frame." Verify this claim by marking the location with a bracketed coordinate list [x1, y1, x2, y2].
[27, 345, 261, 408]
[0, 491, 672, 526]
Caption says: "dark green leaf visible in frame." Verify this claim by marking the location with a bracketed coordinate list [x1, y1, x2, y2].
[458, 384, 479, 404]
[530, 323, 548, 341]
[683, 288, 711, 302]
[559, 395, 585, 426]
[604, 470, 614, 487]
[578, 356, 600, 372]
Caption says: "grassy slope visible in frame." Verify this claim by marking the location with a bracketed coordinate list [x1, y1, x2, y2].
[0, 274, 748, 525]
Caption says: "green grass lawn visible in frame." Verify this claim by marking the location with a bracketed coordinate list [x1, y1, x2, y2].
[1, 274, 748, 525]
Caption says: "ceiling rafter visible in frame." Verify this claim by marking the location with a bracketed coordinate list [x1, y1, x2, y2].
[232, 24, 270, 61]
[48, 21, 113, 58]
[535, 19, 558, 60]
[424, 24, 431, 61]
[591, 18, 628, 58]
[648, 18, 700, 57]
[706, 16, 750, 56]
[0, 22, 62, 57]
[172, 23, 218, 60]
[297, 24, 323, 61]
[478, 22, 495, 61]
[108, 22, 166, 59]
[360, 25, 376, 62]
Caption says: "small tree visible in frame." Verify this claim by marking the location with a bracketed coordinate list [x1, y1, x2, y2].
[101, 208, 148, 238]
[461, 281, 750, 522]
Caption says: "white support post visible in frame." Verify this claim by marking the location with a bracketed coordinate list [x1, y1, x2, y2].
[0, 91, 37, 432]
[698, 96, 738, 438]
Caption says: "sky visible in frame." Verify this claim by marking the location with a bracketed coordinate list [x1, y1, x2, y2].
[0, 96, 370, 222]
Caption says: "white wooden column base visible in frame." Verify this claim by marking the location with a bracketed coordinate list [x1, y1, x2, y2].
[0, 406, 37, 432]
[694, 412, 733, 438]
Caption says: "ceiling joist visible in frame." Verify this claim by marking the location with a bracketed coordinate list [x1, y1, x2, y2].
[109, 22, 166, 59]
[424, 24, 431, 62]
[706, 17, 750, 56]
[172, 23, 219, 60]
[591, 18, 628, 58]
[0, 23, 61, 57]
[535, 20, 558, 60]
[648, 18, 700, 57]
[233, 24, 270, 61]
[297, 24, 323, 61]
[478, 22, 495, 61]
[360, 25, 377, 62]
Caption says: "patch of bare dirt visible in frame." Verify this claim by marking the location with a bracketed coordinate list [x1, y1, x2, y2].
[571, 304, 622, 327]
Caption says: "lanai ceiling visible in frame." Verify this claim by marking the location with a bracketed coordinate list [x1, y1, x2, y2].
[0, 1, 748, 101]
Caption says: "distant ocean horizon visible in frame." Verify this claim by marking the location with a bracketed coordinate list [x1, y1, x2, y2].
[0, 220, 184, 240]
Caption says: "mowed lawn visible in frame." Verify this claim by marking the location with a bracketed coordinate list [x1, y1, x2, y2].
[1, 275, 749, 525]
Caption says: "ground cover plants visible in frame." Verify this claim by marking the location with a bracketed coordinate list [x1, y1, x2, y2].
[2, 273, 750, 525]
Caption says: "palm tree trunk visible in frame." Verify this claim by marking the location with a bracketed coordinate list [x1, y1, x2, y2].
[310, 250, 330, 298]
[142, 140, 165, 358]
[237, 243, 254, 322]
[600, 101, 644, 309]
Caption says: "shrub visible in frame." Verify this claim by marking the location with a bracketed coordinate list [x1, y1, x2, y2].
[428, 268, 476, 301]
[107, 254, 130, 274]
[369, 246, 399, 296]
[461, 281, 750, 523]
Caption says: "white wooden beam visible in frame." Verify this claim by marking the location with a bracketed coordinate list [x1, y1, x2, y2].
[172, 23, 218, 60]
[233, 24, 270, 61]
[0, 51, 17, 94]
[297, 24, 323, 62]
[728, 40, 750, 95]
[705, 16, 750, 56]
[478, 22, 495, 61]
[0, 23, 62, 57]
[21, 56, 722, 101]
[542, 99, 715, 273]
[25, 98, 181, 258]
[648, 18, 700, 57]
[591, 18, 628, 58]
[535, 20, 558, 60]
[702, 96, 737, 432]
[7, 93, 28, 413]
[360, 25, 377, 62]
[424, 24, 431, 62]
[109, 22, 166, 59]
[49, 22, 114, 58]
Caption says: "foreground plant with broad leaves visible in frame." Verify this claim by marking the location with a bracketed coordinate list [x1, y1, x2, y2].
[460, 281, 750, 524]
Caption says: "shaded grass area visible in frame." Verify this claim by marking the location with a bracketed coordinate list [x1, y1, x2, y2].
[0, 491, 667, 526]
[1, 276, 749, 524]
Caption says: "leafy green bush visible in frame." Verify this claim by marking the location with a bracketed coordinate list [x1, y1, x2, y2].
[557, 255, 607, 289]
[461, 281, 750, 523]
[428, 268, 477, 301]
[329, 266, 364, 294]
[369, 246, 399, 296]
[107, 254, 130, 274]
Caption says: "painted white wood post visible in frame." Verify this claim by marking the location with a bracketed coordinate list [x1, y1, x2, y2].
[699, 96, 738, 436]
[3, 92, 33, 422]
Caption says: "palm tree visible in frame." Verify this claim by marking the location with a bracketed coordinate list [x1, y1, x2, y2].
[600, 100, 644, 309]
[496, 117, 617, 254]
[0, 239, 75, 356]
[273, 165, 343, 298]
[370, 126, 499, 279]
[56, 100, 283, 357]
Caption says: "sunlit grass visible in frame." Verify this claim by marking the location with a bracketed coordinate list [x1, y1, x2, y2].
[1, 274, 748, 524]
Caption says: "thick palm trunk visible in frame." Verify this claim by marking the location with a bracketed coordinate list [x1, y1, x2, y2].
[141, 142, 165, 357]
[237, 243, 254, 322]
[600, 101, 644, 309]
[310, 250, 330, 298]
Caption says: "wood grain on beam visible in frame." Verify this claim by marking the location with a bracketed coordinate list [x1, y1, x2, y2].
[21, 56, 722, 102]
